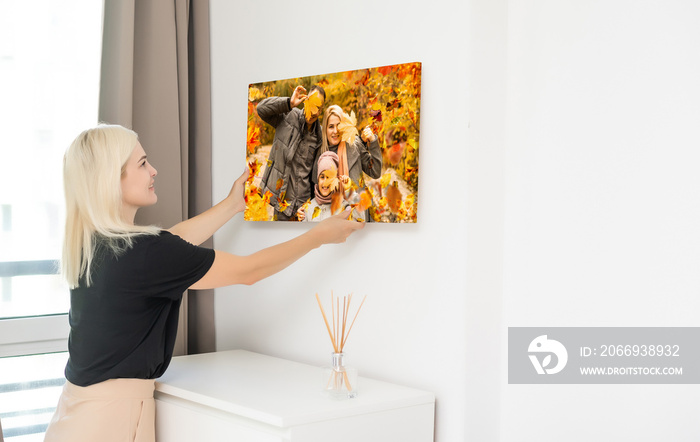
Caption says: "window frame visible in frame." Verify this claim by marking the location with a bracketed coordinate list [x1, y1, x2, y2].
[0, 315, 69, 358]
[0, 259, 69, 357]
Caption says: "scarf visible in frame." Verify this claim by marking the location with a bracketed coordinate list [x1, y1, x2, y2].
[337, 141, 349, 179]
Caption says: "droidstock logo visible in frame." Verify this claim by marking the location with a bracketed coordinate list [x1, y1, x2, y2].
[528, 335, 568, 374]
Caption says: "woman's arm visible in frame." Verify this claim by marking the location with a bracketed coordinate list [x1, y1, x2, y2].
[189, 209, 364, 289]
[359, 128, 382, 179]
[168, 170, 248, 245]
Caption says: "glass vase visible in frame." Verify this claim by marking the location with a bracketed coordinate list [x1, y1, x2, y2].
[322, 352, 358, 399]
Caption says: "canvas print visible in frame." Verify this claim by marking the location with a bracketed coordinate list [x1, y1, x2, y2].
[244, 62, 421, 223]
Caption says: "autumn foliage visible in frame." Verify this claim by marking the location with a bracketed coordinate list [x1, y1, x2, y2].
[246, 62, 421, 222]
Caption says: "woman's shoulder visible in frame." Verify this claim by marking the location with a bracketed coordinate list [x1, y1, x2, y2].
[115, 230, 180, 257]
[146, 230, 200, 249]
[139, 231, 215, 272]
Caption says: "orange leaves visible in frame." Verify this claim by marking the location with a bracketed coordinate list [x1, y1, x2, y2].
[386, 181, 402, 214]
[341, 189, 373, 221]
[354, 62, 421, 195]
[388, 142, 405, 166]
[357, 190, 372, 212]
[399, 193, 417, 223]
[277, 197, 291, 213]
[247, 160, 261, 181]
[244, 160, 273, 221]
[304, 90, 323, 121]
[246, 100, 267, 156]
[377, 65, 393, 76]
[364, 171, 417, 222]
[246, 124, 260, 156]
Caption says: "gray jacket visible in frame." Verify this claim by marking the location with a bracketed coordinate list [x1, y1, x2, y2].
[257, 97, 322, 216]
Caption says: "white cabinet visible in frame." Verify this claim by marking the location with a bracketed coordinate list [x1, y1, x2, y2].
[155, 350, 434, 442]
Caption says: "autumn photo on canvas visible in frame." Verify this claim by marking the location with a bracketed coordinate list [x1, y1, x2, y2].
[244, 62, 421, 223]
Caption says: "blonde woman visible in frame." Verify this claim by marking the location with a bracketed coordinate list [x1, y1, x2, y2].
[44, 124, 363, 442]
[312, 104, 382, 192]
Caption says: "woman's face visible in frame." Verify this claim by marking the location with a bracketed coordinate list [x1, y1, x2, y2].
[326, 114, 341, 146]
[318, 168, 339, 197]
[121, 142, 158, 215]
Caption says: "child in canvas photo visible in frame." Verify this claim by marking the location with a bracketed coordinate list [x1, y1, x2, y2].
[298, 151, 363, 222]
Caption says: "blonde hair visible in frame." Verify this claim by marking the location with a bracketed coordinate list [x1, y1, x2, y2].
[61, 124, 160, 288]
[320, 104, 344, 154]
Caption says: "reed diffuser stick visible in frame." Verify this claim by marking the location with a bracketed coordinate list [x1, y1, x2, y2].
[315, 293, 338, 353]
[315, 292, 367, 354]
[341, 295, 366, 350]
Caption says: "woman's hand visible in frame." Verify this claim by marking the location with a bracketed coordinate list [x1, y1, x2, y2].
[290, 85, 308, 108]
[227, 168, 249, 215]
[361, 126, 377, 143]
[311, 208, 364, 244]
[296, 206, 306, 221]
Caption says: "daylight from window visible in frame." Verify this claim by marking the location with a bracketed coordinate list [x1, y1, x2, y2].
[0, 1, 103, 440]
[0, 0, 102, 319]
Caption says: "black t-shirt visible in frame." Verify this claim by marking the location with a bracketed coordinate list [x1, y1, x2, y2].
[65, 231, 215, 387]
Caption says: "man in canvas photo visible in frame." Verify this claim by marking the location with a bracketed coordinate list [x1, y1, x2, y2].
[256, 85, 326, 221]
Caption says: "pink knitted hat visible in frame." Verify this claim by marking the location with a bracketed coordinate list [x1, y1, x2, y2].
[317, 151, 339, 178]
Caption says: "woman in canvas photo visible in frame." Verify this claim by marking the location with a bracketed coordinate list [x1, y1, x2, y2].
[312, 104, 383, 194]
[44, 124, 363, 442]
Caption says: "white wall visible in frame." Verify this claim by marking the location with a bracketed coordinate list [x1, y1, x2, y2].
[210, 1, 700, 440]
[209, 0, 505, 441]
[503, 1, 700, 441]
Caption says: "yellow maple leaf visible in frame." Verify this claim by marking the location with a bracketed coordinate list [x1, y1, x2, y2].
[262, 191, 273, 205]
[304, 90, 323, 121]
[248, 86, 265, 102]
[247, 160, 261, 182]
[244, 191, 269, 221]
[379, 172, 392, 189]
[277, 198, 290, 212]
[312, 206, 321, 220]
[338, 110, 359, 145]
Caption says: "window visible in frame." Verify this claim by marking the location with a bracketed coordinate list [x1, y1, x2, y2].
[0, 1, 103, 439]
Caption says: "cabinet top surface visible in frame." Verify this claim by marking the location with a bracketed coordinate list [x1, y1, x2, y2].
[155, 350, 434, 427]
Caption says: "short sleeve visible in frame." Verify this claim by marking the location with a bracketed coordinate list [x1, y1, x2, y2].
[141, 231, 215, 299]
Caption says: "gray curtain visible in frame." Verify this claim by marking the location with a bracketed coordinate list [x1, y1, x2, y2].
[99, 0, 216, 355]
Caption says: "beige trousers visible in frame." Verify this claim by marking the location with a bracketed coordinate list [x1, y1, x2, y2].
[44, 378, 155, 442]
